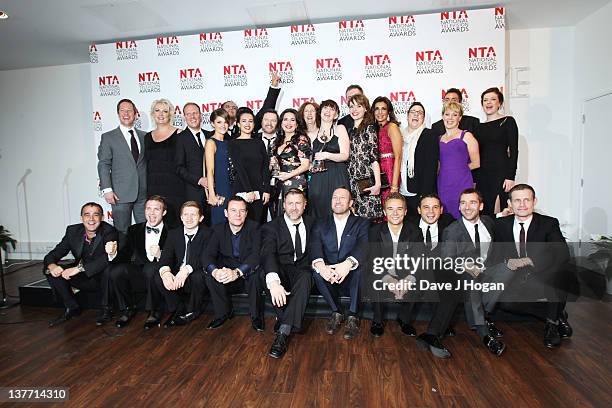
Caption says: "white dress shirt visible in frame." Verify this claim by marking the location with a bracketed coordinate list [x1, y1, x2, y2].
[145, 222, 164, 262]
[462, 217, 491, 260]
[265, 215, 306, 288]
[311, 214, 359, 274]
[419, 219, 439, 250]
[513, 215, 533, 256]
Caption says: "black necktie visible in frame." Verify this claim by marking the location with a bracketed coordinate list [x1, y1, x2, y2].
[184, 234, 194, 264]
[146, 226, 160, 234]
[294, 223, 302, 259]
[425, 226, 432, 250]
[129, 129, 139, 162]
[195, 131, 203, 149]
[474, 223, 481, 254]
[519, 222, 527, 257]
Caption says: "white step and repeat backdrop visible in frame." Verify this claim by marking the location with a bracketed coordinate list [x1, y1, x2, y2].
[89, 7, 505, 219]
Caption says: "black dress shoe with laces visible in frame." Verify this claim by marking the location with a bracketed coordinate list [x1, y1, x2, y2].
[416, 333, 452, 359]
[95, 308, 113, 326]
[370, 322, 384, 337]
[115, 308, 137, 328]
[483, 334, 506, 356]
[268, 333, 289, 359]
[252, 316, 265, 332]
[49, 308, 81, 327]
[397, 318, 416, 336]
[207, 311, 234, 329]
[557, 312, 573, 339]
[143, 312, 161, 330]
[544, 322, 561, 348]
[486, 320, 504, 338]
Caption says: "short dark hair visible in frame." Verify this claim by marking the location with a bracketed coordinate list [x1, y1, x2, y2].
[260, 108, 279, 120]
[408, 101, 426, 116]
[334, 185, 353, 199]
[116, 98, 137, 113]
[419, 194, 441, 206]
[460, 188, 483, 203]
[236, 107, 255, 123]
[226, 195, 248, 209]
[445, 88, 463, 102]
[345, 84, 363, 95]
[384, 192, 406, 207]
[509, 183, 536, 199]
[210, 108, 230, 124]
[146, 195, 167, 211]
[285, 188, 306, 200]
[481, 87, 504, 105]
[180, 200, 202, 216]
[81, 202, 103, 216]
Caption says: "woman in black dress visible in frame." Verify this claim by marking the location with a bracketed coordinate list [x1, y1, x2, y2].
[270, 109, 311, 217]
[308, 99, 350, 218]
[475, 87, 519, 215]
[228, 107, 271, 223]
[145, 98, 184, 227]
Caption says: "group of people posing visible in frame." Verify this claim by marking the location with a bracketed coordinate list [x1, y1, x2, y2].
[42, 77, 571, 361]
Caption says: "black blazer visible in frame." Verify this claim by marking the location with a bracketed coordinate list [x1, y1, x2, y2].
[431, 115, 480, 137]
[175, 128, 205, 203]
[310, 214, 369, 268]
[261, 215, 314, 275]
[441, 215, 495, 262]
[43, 221, 118, 278]
[368, 222, 425, 280]
[202, 219, 261, 278]
[114, 222, 168, 266]
[159, 225, 211, 272]
[404, 127, 439, 196]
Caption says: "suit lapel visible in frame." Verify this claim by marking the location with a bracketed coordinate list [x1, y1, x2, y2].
[136, 129, 146, 164]
[72, 225, 85, 259]
[338, 214, 357, 256]
[135, 223, 146, 261]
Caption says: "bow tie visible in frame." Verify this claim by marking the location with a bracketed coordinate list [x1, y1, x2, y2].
[146, 226, 160, 234]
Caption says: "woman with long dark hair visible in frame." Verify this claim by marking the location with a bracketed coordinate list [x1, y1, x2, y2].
[371, 96, 402, 207]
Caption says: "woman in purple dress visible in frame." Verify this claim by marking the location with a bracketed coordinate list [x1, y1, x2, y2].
[437, 101, 480, 219]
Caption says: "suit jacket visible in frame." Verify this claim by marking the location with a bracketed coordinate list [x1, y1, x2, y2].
[310, 214, 369, 269]
[114, 222, 168, 266]
[408, 213, 455, 258]
[405, 127, 439, 196]
[368, 222, 425, 280]
[441, 215, 495, 262]
[43, 222, 118, 278]
[97, 126, 147, 203]
[261, 215, 314, 276]
[431, 115, 480, 137]
[175, 128, 205, 203]
[202, 220, 261, 278]
[159, 225, 211, 272]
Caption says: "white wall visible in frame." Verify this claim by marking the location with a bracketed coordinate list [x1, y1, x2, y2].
[0, 63, 97, 257]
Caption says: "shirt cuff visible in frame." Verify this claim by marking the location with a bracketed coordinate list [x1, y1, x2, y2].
[237, 264, 251, 277]
[184, 265, 193, 274]
[265, 272, 281, 289]
[270, 84, 281, 89]
[347, 256, 359, 270]
[108, 253, 117, 261]
[101, 188, 113, 194]
[311, 258, 324, 273]
[159, 266, 171, 277]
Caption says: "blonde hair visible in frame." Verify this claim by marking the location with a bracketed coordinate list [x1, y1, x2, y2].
[442, 101, 464, 117]
[150, 98, 175, 124]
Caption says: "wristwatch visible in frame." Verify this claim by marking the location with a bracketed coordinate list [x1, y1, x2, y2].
[235, 269, 244, 278]
[348, 257, 358, 269]
[76, 264, 85, 273]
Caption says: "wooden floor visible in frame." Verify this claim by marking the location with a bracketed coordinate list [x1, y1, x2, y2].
[1, 264, 611, 407]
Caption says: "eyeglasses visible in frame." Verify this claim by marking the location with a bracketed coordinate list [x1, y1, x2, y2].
[408, 110, 425, 117]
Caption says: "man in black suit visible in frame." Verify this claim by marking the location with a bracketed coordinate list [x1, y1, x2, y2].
[203, 196, 263, 331]
[367, 193, 425, 338]
[176, 102, 207, 209]
[262, 189, 313, 358]
[311, 187, 369, 340]
[431, 88, 480, 136]
[442, 188, 506, 356]
[155, 201, 210, 327]
[256, 108, 279, 222]
[44, 202, 118, 327]
[337, 84, 363, 130]
[491, 183, 572, 348]
[103, 195, 168, 329]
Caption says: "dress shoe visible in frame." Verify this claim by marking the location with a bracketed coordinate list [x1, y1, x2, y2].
[416, 333, 451, 359]
[115, 309, 137, 328]
[163, 312, 184, 328]
[49, 308, 81, 327]
[396, 318, 416, 336]
[483, 334, 506, 356]
[173, 312, 198, 326]
[343, 316, 360, 340]
[143, 312, 161, 330]
[443, 325, 456, 338]
[557, 312, 573, 339]
[95, 308, 113, 326]
[207, 311, 234, 329]
[325, 312, 344, 335]
[251, 316, 265, 332]
[544, 322, 561, 348]
[486, 320, 504, 338]
[268, 333, 289, 359]
[370, 322, 384, 337]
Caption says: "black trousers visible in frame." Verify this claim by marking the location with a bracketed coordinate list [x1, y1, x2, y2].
[104, 262, 161, 312]
[152, 270, 206, 314]
[204, 271, 263, 319]
[47, 272, 102, 310]
[265, 265, 313, 331]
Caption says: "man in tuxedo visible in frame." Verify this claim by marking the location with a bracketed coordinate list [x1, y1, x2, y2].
[442, 188, 506, 356]
[155, 201, 210, 327]
[262, 189, 313, 358]
[311, 187, 369, 340]
[203, 196, 264, 331]
[367, 193, 425, 338]
[97, 98, 147, 234]
[491, 183, 572, 348]
[431, 88, 480, 137]
[102, 195, 168, 329]
[44, 202, 118, 327]
[176, 102, 207, 209]
[255, 108, 279, 222]
[337, 84, 363, 130]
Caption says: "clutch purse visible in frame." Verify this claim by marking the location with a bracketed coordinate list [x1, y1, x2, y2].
[356, 172, 390, 195]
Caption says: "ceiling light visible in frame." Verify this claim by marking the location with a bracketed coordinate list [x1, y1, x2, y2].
[0, 11, 8, 20]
